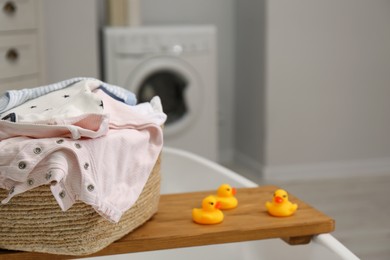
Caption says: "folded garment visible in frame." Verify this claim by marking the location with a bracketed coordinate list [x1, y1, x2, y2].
[0, 113, 110, 140]
[0, 126, 162, 223]
[1, 79, 105, 123]
[0, 79, 166, 223]
[0, 81, 166, 140]
[95, 89, 167, 128]
[0, 77, 136, 116]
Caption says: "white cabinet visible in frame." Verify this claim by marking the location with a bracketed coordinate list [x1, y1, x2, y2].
[0, 0, 43, 92]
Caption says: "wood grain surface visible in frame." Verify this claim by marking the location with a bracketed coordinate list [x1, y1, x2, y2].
[0, 186, 335, 259]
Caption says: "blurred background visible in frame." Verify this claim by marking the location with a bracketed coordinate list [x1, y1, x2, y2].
[1, 0, 390, 258]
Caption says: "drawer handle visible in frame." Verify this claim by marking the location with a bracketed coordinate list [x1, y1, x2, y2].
[3, 1, 16, 15]
[6, 48, 19, 62]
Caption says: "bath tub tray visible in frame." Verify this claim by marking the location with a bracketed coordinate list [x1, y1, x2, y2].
[0, 185, 335, 259]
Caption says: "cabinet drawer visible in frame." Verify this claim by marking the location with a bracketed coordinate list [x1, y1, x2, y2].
[0, 32, 39, 79]
[0, 0, 37, 31]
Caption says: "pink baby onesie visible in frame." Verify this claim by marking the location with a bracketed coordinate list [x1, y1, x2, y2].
[0, 90, 166, 223]
[0, 113, 109, 140]
[0, 127, 162, 223]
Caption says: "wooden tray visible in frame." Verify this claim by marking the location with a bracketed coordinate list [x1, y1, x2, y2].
[0, 186, 335, 259]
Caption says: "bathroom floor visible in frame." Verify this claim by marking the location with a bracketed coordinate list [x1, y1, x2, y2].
[225, 164, 390, 260]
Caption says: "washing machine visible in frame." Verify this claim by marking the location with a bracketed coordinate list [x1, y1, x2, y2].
[104, 26, 218, 161]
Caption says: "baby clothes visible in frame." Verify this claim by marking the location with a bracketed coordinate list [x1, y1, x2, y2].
[0, 114, 109, 140]
[0, 77, 136, 116]
[0, 80, 166, 223]
[0, 87, 166, 140]
[0, 127, 162, 223]
[0, 79, 112, 140]
[95, 89, 166, 128]
[1, 79, 106, 123]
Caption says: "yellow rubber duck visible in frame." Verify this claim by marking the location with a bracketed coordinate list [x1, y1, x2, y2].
[214, 184, 238, 210]
[265, 189, 298, 217]
[192, 195, 224, 224]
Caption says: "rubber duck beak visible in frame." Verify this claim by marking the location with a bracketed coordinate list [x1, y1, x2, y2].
[232, 187, 237, 195]
[275, 196, 283, 204]
[215, 201, 221, 209]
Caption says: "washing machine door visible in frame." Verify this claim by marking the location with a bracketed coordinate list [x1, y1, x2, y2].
[125, 56, 202, 137]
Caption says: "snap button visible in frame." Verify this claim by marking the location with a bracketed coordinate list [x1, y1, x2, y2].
[33, 147, 42, 154]
[56, 139, 64, 144]
[27, 179, 34, 186]
[59, 191, 66, 198]
[75, 143, 82, 149]
[87, 184, 94, 192]
[18, 161, 27, 169]
[45, 171, 52, 180]
[84, 163, 89, 170]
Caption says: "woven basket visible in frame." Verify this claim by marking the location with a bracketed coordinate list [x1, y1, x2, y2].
[0, 155, 161, 256]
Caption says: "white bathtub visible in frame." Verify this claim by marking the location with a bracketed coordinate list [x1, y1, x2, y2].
[85, 147, 359, 260]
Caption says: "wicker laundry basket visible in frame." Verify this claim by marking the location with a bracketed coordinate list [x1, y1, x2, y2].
[0, 155, 161, 256]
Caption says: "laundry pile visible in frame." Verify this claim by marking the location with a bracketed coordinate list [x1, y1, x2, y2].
[0, 78, 166, 223]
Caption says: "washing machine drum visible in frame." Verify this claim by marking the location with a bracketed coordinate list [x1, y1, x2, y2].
[138, 71, 187, 125]
[126, 57, 202, 137]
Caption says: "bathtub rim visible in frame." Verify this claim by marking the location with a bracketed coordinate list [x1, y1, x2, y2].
[162, 146, 258, 188]
[161, 146, 360, 260]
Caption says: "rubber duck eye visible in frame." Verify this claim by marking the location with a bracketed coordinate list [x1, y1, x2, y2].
[210, 202, 214, 205]
[283, 195, 287, 198]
